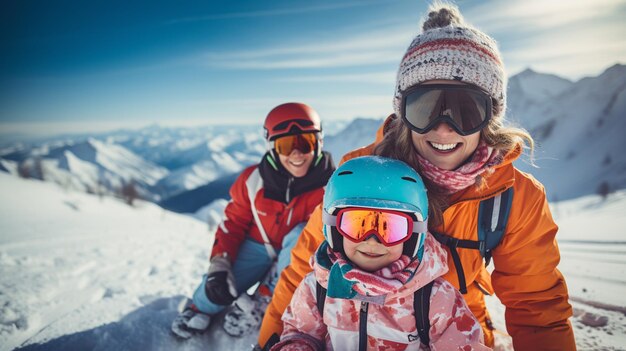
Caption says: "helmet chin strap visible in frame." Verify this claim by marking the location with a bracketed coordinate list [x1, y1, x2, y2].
[324, 225, 334, 249]
[265, 139, 281, 171]
[265, 153, 279, 171]
[314, 131, 324, 166]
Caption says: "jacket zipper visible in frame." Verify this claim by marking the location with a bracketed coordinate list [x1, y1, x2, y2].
[359, 301, 368, 351]
[285, 176, 293, 203]
[286, 207, 294, 226]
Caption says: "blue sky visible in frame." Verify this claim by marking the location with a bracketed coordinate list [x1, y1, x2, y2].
[1, 0, 625, 137]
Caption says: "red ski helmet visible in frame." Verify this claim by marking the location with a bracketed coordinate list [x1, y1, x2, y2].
[263, 102, 322, 141]
[263, 102, 324, 168]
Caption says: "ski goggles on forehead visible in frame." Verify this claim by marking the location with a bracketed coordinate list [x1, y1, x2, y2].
[401, 84, 493, 136]
[323, 207, 428, 247]
[272, 119, 315, 136]
[273, 133, 317, 156]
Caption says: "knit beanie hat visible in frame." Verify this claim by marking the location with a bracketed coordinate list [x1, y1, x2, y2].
[393, 5, 506, 120]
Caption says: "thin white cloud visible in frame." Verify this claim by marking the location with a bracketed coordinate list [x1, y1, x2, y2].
[167, 0, 400, 24]
[276, 71, 396, 84]
[214, 51, 401, 70]
[200, 0, 626, 78]
[468, 0, 626, 32]
[462, 0, 626, 79]
[202, 24, 414, 69]
[180, 94, 393, 123]
[280, 95, 392, 120]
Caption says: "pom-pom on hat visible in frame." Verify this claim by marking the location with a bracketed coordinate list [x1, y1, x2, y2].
[393, 4, 506, 121]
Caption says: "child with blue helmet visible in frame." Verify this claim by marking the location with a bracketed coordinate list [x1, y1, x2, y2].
[271, 156, 488, 350]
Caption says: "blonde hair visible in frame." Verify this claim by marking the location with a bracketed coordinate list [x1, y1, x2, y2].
[373, 116, 447, 227]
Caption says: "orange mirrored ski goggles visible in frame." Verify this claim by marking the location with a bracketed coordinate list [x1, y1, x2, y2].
[324, 207, 427, 246]
[273, 133, 317, 156]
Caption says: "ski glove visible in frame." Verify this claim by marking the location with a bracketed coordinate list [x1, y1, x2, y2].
[205, 255, 238, 305]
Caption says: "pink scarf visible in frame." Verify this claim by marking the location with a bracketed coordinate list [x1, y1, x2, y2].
[315, 242, 421, 298]
[416, 140, 503, 194]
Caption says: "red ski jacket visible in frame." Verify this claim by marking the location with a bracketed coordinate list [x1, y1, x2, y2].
[210, 152, 334, 262]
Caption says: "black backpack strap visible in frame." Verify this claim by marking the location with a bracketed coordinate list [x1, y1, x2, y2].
[315, 281, 327, 318]
[261, 333, 281, 351]
[414, 281, 435, 346]
[477, 187, 514, 266]
[431, 232, 476, 294]
[431, 187, 515, 294]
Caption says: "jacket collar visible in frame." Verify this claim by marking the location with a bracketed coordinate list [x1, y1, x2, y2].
[258, 151, 335, 204]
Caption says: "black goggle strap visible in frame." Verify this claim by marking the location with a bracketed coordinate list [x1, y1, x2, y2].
[272, 119, 315, 131]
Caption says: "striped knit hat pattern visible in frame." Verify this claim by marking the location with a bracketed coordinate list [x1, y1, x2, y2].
[393, 6, 506, 120]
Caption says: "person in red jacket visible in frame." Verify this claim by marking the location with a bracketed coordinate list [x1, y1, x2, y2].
[259, 4, 576, 351]
[171, 102, 335, 339]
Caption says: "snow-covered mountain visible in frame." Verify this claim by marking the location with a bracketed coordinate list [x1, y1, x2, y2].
[324, 117, 384, 161]
[0, 125, 268, 201]
[3, 138, 169, 201]
[0, 118, 377, 208]
[153, 133, 265, 198]
[121, 126, 265, 170]
[53, 138, 167, 187]
[1, 63, 624, 206]
[506, 68, 574, 130]
[510, 64, 626, 201]
[158, 117, 384, 217]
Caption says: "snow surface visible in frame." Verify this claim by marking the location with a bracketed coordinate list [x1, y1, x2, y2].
[1, 174, 625, 350]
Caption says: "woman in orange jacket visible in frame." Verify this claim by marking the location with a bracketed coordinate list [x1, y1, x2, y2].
[259, 4, 575, 351]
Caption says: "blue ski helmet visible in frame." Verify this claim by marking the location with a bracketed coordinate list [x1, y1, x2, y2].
[322, 156, 429, 259]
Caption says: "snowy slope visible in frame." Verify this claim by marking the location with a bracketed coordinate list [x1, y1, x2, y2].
[193, 199, 229, 231]
[1, 174, 625, 350]
[0, 173, 211, 351]
[0, 159, 18, 175]
[486, 191, 626, 350]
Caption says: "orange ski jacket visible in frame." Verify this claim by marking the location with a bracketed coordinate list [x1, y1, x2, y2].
[259, 117, 575, 351]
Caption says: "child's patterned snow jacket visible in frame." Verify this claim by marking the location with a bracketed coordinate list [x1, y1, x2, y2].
[272, 234, 491, 351]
